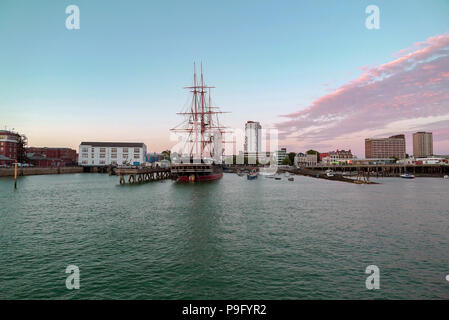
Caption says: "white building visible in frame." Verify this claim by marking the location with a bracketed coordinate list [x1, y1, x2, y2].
[78, 142, 147, 166]
[416, 157, 445, 165]
[294, 152, 318, 167]
[244, 121, 262, 155]
[276, 148, 287, 165]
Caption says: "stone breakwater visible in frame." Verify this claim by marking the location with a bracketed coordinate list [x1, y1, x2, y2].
[0, 167, 83, 177]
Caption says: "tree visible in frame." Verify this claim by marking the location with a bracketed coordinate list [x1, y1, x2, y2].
[161, 150, 171, 160]
[16, 134, 28, 163]
[287, 152, 296, 164]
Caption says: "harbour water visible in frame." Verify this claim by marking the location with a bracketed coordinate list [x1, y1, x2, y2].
[0, 173, 448, 299]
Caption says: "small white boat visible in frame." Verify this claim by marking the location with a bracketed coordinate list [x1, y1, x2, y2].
[325, 169, 334, 177]
[400, 173, 415, 179]
[444, 175, 449, 179]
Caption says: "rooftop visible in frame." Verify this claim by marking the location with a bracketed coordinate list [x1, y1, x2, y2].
[80, 142, 145, 148]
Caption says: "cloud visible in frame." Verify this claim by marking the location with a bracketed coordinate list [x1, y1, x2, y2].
[276, 33, 449, 156]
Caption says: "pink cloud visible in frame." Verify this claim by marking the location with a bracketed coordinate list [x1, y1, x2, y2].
[276, 33, 449, 156]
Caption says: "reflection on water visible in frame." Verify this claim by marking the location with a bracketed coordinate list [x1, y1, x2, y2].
[0, 173, 448, 299]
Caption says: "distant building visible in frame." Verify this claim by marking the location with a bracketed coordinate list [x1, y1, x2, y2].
[78, 142, 147, 166]
[415, 157, 445, 165]
[276, 148, 287, 165]
[26, 147, 77, 167]
[0, 154, 14, 166]
[146, 153, 167, 163]
[319, 152, 330, 162]
[244, 121, 262, 156]
[413, 132, 433, 157]
[330, 149, 354, 161]
[365, 135, 406, 159]
[294, 152, 317, 167]
[0, 130, 21, 162]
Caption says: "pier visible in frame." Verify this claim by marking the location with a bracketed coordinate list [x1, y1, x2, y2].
[115, 167, 171, 185]
[302, 164, 449, 178]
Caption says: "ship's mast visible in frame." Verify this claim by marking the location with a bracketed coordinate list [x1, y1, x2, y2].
[171, 63, 229, 162]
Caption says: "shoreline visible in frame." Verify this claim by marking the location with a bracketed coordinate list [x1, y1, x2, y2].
[0, 167, 83, 178]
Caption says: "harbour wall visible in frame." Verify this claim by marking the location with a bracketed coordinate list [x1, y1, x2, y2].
[0, 167, 84, 177]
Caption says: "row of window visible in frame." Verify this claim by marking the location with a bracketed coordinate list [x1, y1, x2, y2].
[81, 153, 141, 159]
[81, 160, 131, 165]
[81, 147, 141, 153]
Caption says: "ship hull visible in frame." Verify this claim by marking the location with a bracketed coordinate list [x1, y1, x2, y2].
[171, 163, 223, 183]
[176, 172, 223, 183]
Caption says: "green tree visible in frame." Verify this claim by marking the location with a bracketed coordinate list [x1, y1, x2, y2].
[161, 150, 171, 160]
[17, 134, 28, 163]
[287, 152, 296, 164]
[282, 156, 292, 165]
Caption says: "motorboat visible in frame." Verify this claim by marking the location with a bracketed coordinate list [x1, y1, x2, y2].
[247, 168, 258, 180]
[400, 173, 415, 179]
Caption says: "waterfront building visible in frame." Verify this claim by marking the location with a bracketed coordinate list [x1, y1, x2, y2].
[365, 134, 406, 159]
[275, 148, 287, 165]
[146, 152, 167, 163]
[351, 158, 396, 165]
[294, 152, 318, 167]
[78, 142, 147, 166]
[330, 149, 354, 161]
[413, 132, 433, 158]
[0, 130, 21, 161]
[323, 149, 356, 165]
[244, 121, 262, 157]
[0, 154, 14, 166]
[415, 157, 445, 165]
[26, 147, 77, 167]
[319, 152, 330, 163]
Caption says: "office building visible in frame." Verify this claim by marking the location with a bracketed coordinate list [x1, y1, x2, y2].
[365, 135, 406, 159]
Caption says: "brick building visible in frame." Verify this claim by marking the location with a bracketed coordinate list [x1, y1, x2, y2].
[26, 147, 77, 167]
[365, 134, 406, 159]
[0, 130, 21, 162]
[413, 132, 433, 157]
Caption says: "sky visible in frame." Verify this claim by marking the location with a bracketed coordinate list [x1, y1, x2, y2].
[0, 0, 448, 156]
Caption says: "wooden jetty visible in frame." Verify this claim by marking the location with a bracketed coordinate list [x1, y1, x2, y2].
[115, 167, 171, 185]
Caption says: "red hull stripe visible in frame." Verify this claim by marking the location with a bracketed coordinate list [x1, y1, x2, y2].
[176, 173, 223, 182]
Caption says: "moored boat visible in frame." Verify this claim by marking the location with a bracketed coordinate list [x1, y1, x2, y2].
[171, 163, 223, 182]
[170, 64, 228, 183]
[400, 173, 415, 179]
[247, 168, 258, 180]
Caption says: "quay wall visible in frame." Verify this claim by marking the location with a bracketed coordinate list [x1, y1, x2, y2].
[0, 167, 83, 177]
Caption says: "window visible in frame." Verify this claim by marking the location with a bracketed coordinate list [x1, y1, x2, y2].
[111, 148, 117, 153]
[82, 160, 88, 164]
[134, 154, 140, 159]
[123, 154, 128, 159]
[100, 154, 105, 158]
[91, 148, 95, 152]
[134, 148, 140, 153]
[100, 148, 106, 153]
[111, 154, 117, 159]
[82, 153, 88, 158]
[123, 148, 128, 153]
[81, 148, 88, 152]
[99, 160, 105, 164]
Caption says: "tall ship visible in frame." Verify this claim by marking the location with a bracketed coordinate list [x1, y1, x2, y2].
[170, 64, 228, 182]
